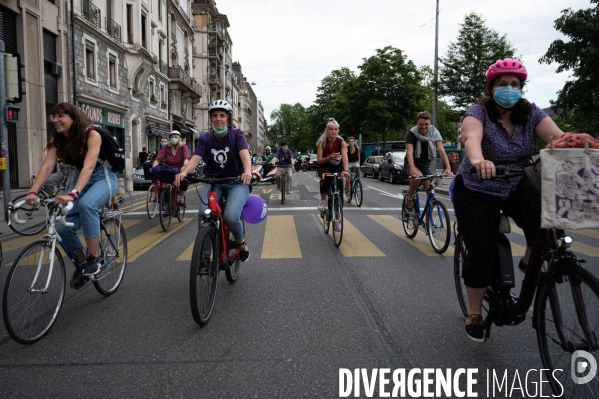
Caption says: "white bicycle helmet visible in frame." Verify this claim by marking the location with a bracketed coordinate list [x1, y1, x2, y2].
[208, 100, 233, 114]
[265, 146, 271, 152]
[169, 130, 182, 138]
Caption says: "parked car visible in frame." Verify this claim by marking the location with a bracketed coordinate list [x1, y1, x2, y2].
[306, 153, 318, 170]
[361, 155, 383, 178]
[378, 151, 409, 184]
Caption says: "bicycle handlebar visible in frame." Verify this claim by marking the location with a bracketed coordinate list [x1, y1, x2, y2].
[192, 175, 259, 186]
[409, 174, 445, 181]
[469, 165, 524, 178]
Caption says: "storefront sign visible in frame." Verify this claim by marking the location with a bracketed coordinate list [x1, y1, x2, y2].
[78, 101, 124, 128]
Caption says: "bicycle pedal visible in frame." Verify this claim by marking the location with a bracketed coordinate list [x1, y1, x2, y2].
[70, 272, 86, 290]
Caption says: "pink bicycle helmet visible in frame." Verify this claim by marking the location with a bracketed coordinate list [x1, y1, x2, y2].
[486, 58, 527, 82]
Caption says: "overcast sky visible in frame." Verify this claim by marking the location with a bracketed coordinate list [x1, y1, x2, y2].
[220, 0, 591, 123]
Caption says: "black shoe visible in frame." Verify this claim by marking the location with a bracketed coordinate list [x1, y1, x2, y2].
[83, 256, 101, 276]
[518, 259, 527, 273]
[465, 314, 485, 343]
[237, 241, 250, 262]
[405, 197, 414, 212]
[177, 201, 186, 208]
[70, 271, 85, 289]
[163, 211, 170, 217]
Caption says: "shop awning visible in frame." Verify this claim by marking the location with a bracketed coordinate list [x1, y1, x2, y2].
[172, 121, 191, 135]
[147, 127, 171, 137]
[187, 126, 202, 139]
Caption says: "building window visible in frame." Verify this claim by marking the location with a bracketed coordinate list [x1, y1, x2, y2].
[85, 40, 95, 80]
[149, 78, 155, 103]
[141, 12, 147, 48]
[158, 0, 162, 21]
[126, 4, 133, 44]
[109, 53, 117, 88]
[160, 85, 164, 103]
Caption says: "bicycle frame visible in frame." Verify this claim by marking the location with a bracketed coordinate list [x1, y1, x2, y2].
[203, 185, 239, 263]
[411, 181, 438, 227]
[323, 173, 342, 220]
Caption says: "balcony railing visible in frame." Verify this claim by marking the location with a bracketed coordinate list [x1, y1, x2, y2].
[208, 23, 223, 37]
[209, 74, 221, 85]
[169, 66, 201, 97]
[105, 17, 121, 42]
[179, 4, 190, 24]
[208, 48, 222, 61]
[82, 0, 101, 29]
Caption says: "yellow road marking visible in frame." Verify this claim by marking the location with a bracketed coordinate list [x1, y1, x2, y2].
[177, 241, 195, 261]
[261, 215, 302, 259]
[335, 218, 385, 257]
[569, 229, 599, 240]
[369, 215, 456, 257]
[127, 218, 192, 262]
[270, 194, 281, 200]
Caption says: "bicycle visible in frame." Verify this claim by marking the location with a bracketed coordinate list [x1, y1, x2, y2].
[2, 198, 127, 344]
[319, 172, 344, 247]
[453, 156, 599, 397]
[345, 166, 363, 207]
[278, 165, 292, 205]
[157, 178, 186, 231]
[400, 175, 451, 254]
[6, 173, 67, 236]
[111, 184, 133, 213]
[189, 176, 250, 326]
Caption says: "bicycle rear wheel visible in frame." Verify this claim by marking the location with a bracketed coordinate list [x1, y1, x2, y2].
[332, 194, 344, 247]
[189, 226, 219, 326]
[146, 183, 159, 219]
[535, 259, 599, 397]
[159, 189, 172, 231]
[2, 241, 66, 344]
[113, 186, 133, 213]
[355, 180, 363, 207]
[427, 199, 451, 253]
[281, 177, 286, 204]
[322, 196, 331, 234]
[401, 196, 418, 238]
[7, 194, 47, 236]
[225, 229, 241, 283]
[94, 218, 128, 296]
[177, 199, 186, 222]
[454, 233, 469, 317]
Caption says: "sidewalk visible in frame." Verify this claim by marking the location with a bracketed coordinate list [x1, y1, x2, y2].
[0, 187, 148, 240]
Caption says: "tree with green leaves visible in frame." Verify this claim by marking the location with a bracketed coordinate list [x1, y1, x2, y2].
[269, 103, 315, 153]
[350, 46, 425, 150]
[439, 12, 517, 113]
[540, 0, 599, 134]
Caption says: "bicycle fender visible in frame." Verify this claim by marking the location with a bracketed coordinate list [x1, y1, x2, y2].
[495, 233, 516, 290]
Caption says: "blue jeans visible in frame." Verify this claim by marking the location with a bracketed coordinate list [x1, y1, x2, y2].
[198, 183, 249, 242]
[57, 166, 117, 257]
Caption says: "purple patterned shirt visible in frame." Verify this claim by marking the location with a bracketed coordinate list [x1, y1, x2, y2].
[457, 102, 548, 199]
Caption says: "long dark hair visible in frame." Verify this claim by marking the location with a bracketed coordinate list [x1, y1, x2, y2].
[47, 102, 93, 161]
[480, 77, 532, 126]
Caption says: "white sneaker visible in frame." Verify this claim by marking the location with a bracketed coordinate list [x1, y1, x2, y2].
[317, 201, 326, 212]
[334, 221, 341, 231]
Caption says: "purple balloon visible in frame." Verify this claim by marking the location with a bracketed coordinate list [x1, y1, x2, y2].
[242, 195, 268, 224]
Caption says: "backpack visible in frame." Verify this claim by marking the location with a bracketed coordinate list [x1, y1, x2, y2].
[87, 126, 126, 172]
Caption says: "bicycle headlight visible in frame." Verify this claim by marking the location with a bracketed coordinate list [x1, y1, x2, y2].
[204, 209, 211, 216]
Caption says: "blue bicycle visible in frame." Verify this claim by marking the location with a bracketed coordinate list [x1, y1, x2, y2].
[401, 175, 451, 253]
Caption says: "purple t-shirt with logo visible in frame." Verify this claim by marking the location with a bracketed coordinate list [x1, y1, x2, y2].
[194, 128, 249, 178]
[457, 101, 548, 199]
[275, 149, 294, 166]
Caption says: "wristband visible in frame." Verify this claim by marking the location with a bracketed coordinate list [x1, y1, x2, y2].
[68, 190, 80, 200]
[27, 191, 37, 196]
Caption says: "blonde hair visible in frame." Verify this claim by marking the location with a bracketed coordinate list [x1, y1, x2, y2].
[316, 118, 340, 147]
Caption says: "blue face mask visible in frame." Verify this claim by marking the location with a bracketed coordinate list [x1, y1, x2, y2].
[493, 86, 522, 108]
[161, 142, 167, 147]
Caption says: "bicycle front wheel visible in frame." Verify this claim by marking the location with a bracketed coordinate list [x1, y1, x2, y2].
[332, 194, 344, 247]
[159, 189, 172, 231]
[355, 180, 363, 207]
[281, 178, 286, 204]
[225, 229, 241, 283]
[453, 233, 469, 317]
[114, 186, 133, 213]
[94, 218, 128, 296]
[427, 200, 451, 254]
[535, 260, 599, 398]
[147, 183, 159, 219]
[7, 195, 47, 236]
[2, 241, 66, 344]
[189, 226, 219, 326]
[322, 197, 331, 234]
[401, 196, 418, 239]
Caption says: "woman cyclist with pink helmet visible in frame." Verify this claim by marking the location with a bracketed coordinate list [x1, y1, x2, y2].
[452, 58, 565, 342]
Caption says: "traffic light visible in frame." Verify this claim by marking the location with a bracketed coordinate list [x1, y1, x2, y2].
[4, 52, 26, 103]
[5, 104, 20, 123]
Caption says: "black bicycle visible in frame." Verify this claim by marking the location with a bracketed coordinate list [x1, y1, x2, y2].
[453, 155, 599, 397]
[319, 172, 344, 247]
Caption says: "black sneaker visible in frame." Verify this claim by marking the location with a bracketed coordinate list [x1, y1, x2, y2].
[405, 197, 414, 212]
[83, 255, 101, 276]
[237, 241, 250, 262]
[177, 201, 187, 208]
[465, 314, 485, 343]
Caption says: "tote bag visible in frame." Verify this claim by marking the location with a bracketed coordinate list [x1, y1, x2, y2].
[540, 148, 599, 229]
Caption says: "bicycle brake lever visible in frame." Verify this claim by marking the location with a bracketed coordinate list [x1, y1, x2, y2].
[60, 202, 74, 227]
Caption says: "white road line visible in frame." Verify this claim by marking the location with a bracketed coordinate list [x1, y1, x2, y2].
[367, 186, 404, 199]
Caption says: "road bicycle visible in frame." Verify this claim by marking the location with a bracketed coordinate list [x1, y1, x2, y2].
[401, 175, 451, 254]
[279, 165, 292, 205]
[345, 166, 363, 207]
[189, 176, 251, 326]
[6, 173, 67, 236]
[453, 156, 599, 397]
[319, 172, 344, 247]
[2, 199, 127, 344]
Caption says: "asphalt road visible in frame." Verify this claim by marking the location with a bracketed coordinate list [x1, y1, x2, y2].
[1, 170, 598, 398]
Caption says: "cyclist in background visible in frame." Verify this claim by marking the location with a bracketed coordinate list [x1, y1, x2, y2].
[174, 100, 252, 261]
[346, 136, 360, 199]
[25, 102, 118, 276]
[151, 130, 190, 207]
[275, 142, 294, 193]
[316, 118, 349, 213]
[405, 110, 453, 212]
[263, 146, 276, 176]
[453, 59, 564, 342]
